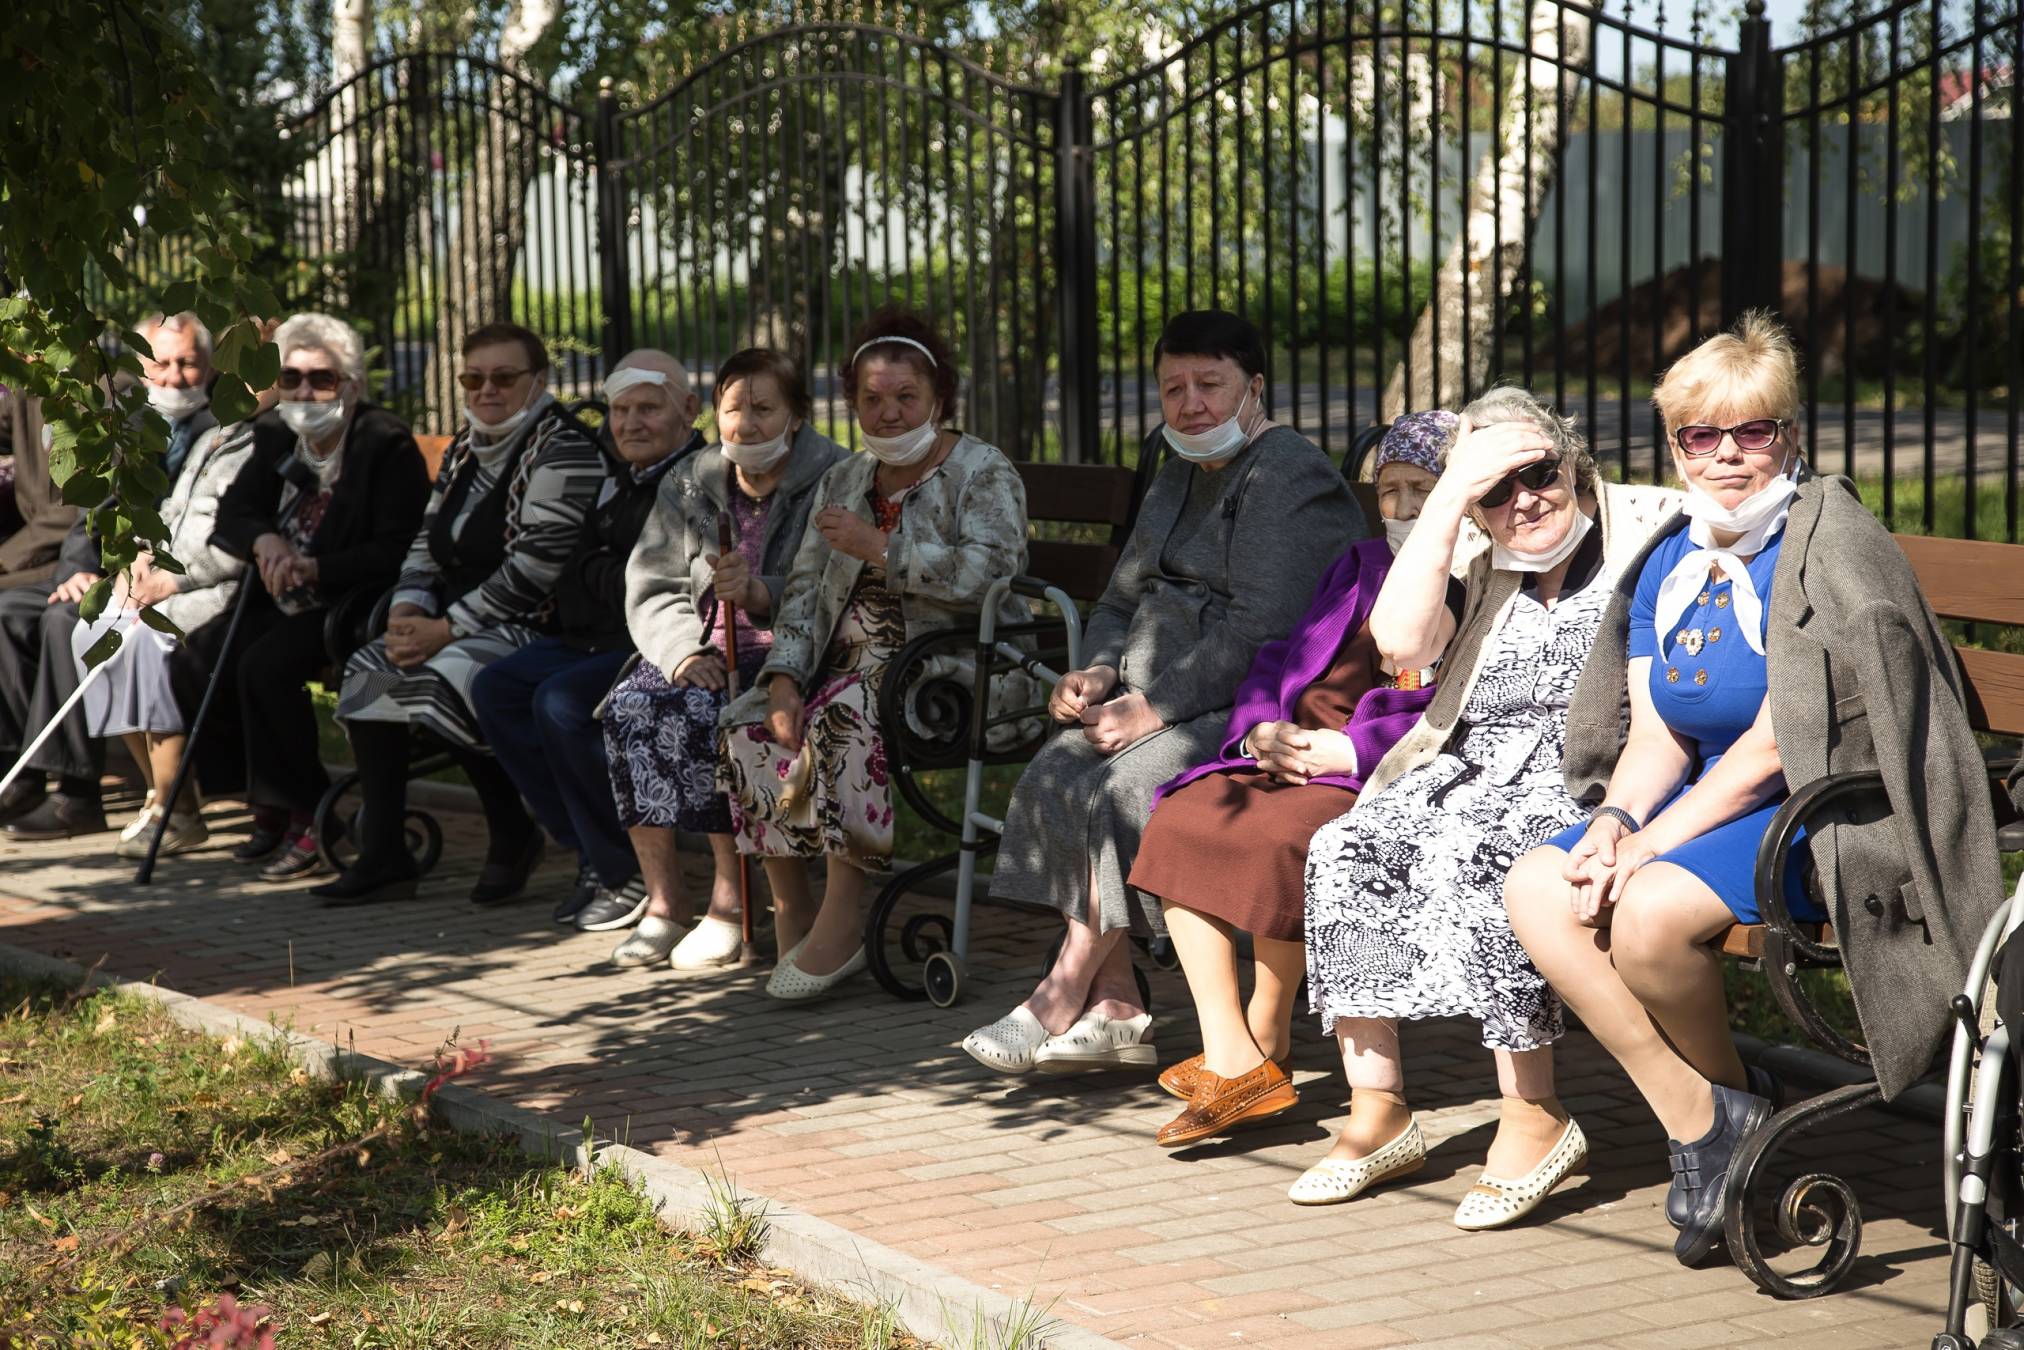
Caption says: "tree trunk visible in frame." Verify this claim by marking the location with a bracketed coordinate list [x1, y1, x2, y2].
[422, 0, 561, 425]
[1380, 0, 1591, 420]
[299, 0, 372, 299]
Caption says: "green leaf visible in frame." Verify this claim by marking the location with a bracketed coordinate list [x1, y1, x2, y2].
[208, 376, 256, 425]
[137, 606, 185, 640]
[81, 625, 124, 670]
[159, 281, 197, 314]
[77, 577, 112, 625]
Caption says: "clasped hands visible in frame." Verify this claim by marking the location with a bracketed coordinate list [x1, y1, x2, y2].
[1562, 815, 1660, 926]
[251, 532, 318, 599]
[1245, 720, 1358, 786]
[1050, 665, 1164, 755]
[385, 602, 452, 669]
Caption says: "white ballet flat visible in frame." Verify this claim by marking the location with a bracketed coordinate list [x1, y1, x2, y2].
[671, 915, 746, 972]
[961, 1007, 1053, 1075]
[610, 915, 685, 969]
[1032, 1010, 1156, 1073]
[764, 940, 866, 1002]
[1452, 1117, 1588, 1231]
[1287, 1119, 1427, 1205]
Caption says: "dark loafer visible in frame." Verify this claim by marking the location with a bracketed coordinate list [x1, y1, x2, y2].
[1666, 1065, 1785, 1231]
[469, 832, 545, 907]
[1673, 1082, 1774, 1266]
[233, 823, 289, 863]
[311, 860, 420, 907]
[0, 779, 47, 824]
[4, 792, 108, 840]
[553, 862, 599, 927]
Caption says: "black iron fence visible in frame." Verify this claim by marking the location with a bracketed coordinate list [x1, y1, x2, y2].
[96, 0, 2023, 539]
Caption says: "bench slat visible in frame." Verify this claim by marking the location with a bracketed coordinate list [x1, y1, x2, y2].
[1718, 920, 1835, 960]
[415, 433, 453, 480]
[1896, 535, 2024, 627]
[1958, 645, 2024, 739]
[1017, 462, 1137, 528]
[1026, 540, 1121, 602]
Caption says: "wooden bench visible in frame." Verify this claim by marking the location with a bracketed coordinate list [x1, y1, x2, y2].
[414, 433, 453, 480]
[1722, 532, 2024, 1299]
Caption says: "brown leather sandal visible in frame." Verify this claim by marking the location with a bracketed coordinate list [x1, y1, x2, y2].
[1158, 1051, 1293, 1101]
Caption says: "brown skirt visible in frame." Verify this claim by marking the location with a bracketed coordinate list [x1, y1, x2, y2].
[1126, 769, 1357, 942]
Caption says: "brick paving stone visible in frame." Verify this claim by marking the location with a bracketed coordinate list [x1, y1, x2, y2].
[0, 799, 1960, 1347]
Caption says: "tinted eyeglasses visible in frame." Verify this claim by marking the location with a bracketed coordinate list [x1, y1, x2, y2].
[277, 367, 345, 393]
[457, 368, 532, 392]
[1480, 457, 1564, 509]
[1673, 418, 1788, 457]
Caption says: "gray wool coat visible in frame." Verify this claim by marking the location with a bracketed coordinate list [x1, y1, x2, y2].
[720, 432, 1032, 730]
[990, 424, 1366, 935]
[1562, 475, 2006, 1100]
[623, 426, 847, 680]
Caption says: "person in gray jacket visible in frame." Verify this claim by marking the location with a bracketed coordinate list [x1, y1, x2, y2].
[603, 349, 846, 971]
[1505, 314, 2006, 1266]
[963, 310, 1364, 1077]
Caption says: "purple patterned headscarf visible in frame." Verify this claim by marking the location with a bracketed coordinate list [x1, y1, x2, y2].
[1375, 409, 1458, 476]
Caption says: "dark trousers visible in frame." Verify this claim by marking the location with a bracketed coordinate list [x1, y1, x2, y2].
[0, 581, 100, 791]
[470, 637, 635, 886]
[232, 594, 337, 817]
[166, 607, 245, 797]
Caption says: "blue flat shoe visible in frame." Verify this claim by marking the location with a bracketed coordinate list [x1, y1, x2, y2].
[1673, 1082, 1774, 1265]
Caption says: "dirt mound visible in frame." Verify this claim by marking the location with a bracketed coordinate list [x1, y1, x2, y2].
[1556, 258, 1925, 380]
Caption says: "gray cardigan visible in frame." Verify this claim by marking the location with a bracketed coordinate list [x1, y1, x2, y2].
[1562, 475, 2005, 1100]
[623, 425, 847, 679]
[153, 421, 255, 634]
[722, 432, 1031, 726]
[1083, 424, 1365, 727]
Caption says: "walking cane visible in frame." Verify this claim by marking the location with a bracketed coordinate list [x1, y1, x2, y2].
[136, 453, 322, 884]
[716, 506, 761, 966]
[0, 621, 133, 802]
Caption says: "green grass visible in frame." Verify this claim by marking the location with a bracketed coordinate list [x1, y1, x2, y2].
[0, 976, 922, 1349]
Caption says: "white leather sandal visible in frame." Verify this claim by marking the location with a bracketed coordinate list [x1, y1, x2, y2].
[610, 915, 685, 969]
[1287, 1119, 1427, 1205]
[961, 1007, 1052, 1075]
[1452, 1117, 1588, 1231]
[764, 940, 866, 1001]
[1031, 1010, 1156, 1072]
[671, 915, 745, 972]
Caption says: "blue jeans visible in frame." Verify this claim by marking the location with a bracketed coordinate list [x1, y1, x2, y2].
[470, 638, 635, 886]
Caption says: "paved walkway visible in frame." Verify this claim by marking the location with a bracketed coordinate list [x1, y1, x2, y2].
[0, 795, 1954, 1348]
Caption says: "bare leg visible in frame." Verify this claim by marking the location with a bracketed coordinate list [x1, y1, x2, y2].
[147, 733, 197, 815]
[1482, 1046, 1570, 1177]
[1164, 902, 1262, 1077]
[795, 854, 869, 976]
[1246, 936, 1304, 1065]
[629, 824, 690, 923]
[1504, 847, 1732, 1143]
[702, 834, 745, 925]
[763, 856, 816, 958]
[1325, 1017, 1412, 1161]
[121, 733, 155, 797]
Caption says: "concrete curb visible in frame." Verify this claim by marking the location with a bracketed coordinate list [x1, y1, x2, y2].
[0, 941, 1122, 1350]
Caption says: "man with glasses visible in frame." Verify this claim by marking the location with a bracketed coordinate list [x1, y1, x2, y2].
[0, 312, 218, 840]
[210, 312, 429, 879]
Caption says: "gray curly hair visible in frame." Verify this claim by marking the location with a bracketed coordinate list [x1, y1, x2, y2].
[1449, 386, 1597, 493]
[273, 312, 368, 389]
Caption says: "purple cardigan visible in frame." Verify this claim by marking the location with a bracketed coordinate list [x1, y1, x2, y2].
[1154, 537, 1442, 803]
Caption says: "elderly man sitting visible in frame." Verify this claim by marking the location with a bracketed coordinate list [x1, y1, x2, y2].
[0, 311, 217, 840]
[470, 350, 705, 929]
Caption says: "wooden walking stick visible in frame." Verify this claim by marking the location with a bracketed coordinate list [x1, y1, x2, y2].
[717, 506, 761, 966]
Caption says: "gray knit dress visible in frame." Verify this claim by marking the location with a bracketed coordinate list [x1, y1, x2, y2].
[988, 424, 1365, 937]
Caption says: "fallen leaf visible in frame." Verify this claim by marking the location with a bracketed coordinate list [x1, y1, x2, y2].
[221, 1035, 242, 1058]
[300, 1252, 333, 1280]
[0, 1092, 25, 1106]
[644, 1336, 664, 1347]
[567, 1299, 584, 1314]
[23, 1202, 55, 1230]
[52, 1235, 78, 1252]
[63, 1093, 82, 1109]
[527, 1271, 554, 1286]
[508, 1233, 529, 1251]
[93, 1010, 116, 1035]
[263, 1148, 292, 1166]
[307, 1313, 332, 1327]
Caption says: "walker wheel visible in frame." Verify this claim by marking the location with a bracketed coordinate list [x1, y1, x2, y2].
[923, 951, 965, 1008]
[404, 810, 443, 874]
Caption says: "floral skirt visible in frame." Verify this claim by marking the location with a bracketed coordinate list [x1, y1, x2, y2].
[717, 584, 903, 867]
[603, 649, 766, 834]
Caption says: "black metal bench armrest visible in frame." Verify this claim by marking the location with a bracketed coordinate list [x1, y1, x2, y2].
[321, 584, 394, 668]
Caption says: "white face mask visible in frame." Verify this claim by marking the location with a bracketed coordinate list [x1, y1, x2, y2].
[1493, 506, 1594, 574]
[1382, 515, 1418, 555]
[146, 382, 209, 423]
[280, 398, 348, 443]
[1678, 452, 1801, 538]
[467, 405, 535, 439]
[1162, 390, 1256, 463]
[860, 411, 940, 466]
[722, 425, 795, 474]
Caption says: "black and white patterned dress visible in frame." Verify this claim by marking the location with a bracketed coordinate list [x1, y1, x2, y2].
[1302, 563, 1613, 1053]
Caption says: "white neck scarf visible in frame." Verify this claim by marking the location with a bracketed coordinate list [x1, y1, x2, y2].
[1492, 506, 1593, 574]
[1652, 475, 1797, 658]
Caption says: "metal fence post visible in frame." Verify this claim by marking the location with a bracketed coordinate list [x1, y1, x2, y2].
[1055, 61, 1100, 465]
[1721, 0, 1785, 326]
[593, 77, 635, 372]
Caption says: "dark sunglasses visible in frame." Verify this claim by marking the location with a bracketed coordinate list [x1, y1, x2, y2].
[457, 368, 532, 392]
[1480, 457, 1564, 509]
[1673, 418, 1788, 457]
[277, 367, 345, 393]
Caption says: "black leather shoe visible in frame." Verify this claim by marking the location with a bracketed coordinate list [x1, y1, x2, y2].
[4, 792, 108, 840]
[470, 831, 545, 907]
[553, 862, 598, 926]
[0, 778, 47, 824]
[1673, 1082, 1774, 1266]
[233, 823, 289, 863]
[311, 859, 420, 907]
[1665, 1066, 1784, 1231]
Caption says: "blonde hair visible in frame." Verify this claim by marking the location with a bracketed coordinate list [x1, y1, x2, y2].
[1653, 310, 1800, 435]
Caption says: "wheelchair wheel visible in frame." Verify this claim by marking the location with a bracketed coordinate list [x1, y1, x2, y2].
[1040, 931, 1153, 1013]
[923, 951, 966, 1008]
[313, 776, 444, 876]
